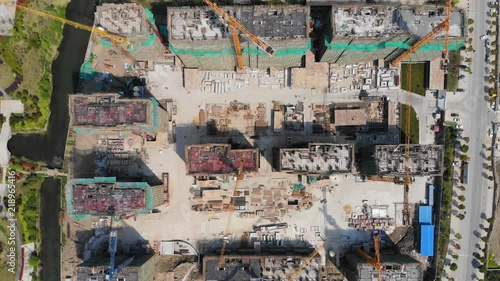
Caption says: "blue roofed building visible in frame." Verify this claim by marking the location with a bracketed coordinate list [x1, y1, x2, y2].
[418, 205, 432, 224]
[420, 225, 435, 257]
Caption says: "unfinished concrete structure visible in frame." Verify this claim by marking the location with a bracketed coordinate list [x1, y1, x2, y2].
[346, 253, 421, 281]
[185, 144, 259, 176]
[76, 253, 156, 281]
[69, 94, 152, 129]
[81, 3, 166, 77]
[167, 5, 309, 70]
[66, 177, 163, 219]
[0, 0, 15, 35]
[278, 143, 354, 175]
[204, 255, 325, 281]
[375, 145, 444, 176]
[321, 5, 465, 64]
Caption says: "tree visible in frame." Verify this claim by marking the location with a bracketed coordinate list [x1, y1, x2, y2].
[28, 254, 40, 267]
[458, 185, 465, 191]
[452, 254, 459, 260]
[454, 243, 461, 250]
[460, 154, 468, 161]
[484, 227, 490, 232]
[458, 195, 465, 202]
[488, 176, 494, 181]
[465, 58, 472, 63]
[469, 27, 474, 33]
[481, 237, 489, 243]
[487, 156, 493, 161]
[460, 145, 469, 153]
[487, 218, 495, 224]
[458, 214, 465, 220]
[450, 263, 458, 271]
[468, 18, 474, 25]
[458, 204, 466, 210]
[455, 233, 462, 240]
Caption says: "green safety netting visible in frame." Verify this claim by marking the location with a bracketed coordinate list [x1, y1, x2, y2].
[292, 183, 305, 190]
[325, 38, 465, 51]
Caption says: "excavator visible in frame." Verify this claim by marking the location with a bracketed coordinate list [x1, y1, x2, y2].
[217, 159, 245, 269]
[202, 0, 276, 72]
[357, 230, 384, 281]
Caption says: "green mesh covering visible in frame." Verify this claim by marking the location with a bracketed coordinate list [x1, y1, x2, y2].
[169, 38, 312, 57]
[80, 61, 98, 80]
[97, 37, 113, 48]
[145, 8, 155, 25]
[325, 37, 464, 51]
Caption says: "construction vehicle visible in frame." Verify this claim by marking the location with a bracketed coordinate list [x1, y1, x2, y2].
[0, 0, 127, 44]
[356, 231, 384, 281]
[107, 230, 118, 281]
[202, 0, 276, 72]
[217, 159, 245, 269]
[366, 176, 414, 185]
[288, 244, 324, 281]
[390, 0, 451, 67]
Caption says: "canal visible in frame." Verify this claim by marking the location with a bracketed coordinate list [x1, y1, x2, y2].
[8, 0, 96, 168]
[8, 0, 98, 280]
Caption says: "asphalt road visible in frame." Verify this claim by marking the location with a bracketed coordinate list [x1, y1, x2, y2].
[445, 0, 498, 279]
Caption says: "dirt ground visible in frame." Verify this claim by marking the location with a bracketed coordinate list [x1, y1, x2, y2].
[155, 257, 201, 281]
[489, 161, 500, 264]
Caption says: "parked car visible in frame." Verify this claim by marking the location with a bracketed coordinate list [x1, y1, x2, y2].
[492, 102, 496, 110]
[451, 113, 459, 117]
[458, 132, 464, 138]
[489, 128, 494, 137]
[455, 124, 464, 129]
[453, 118, 461, 122]
[458, 75, 465, 80]
[452, 161, 460, 167]
[480, 35, 487, 40]
[457, 88, 465, 92]
[460, 65, 468, 70]
[487, 30, 492, 35]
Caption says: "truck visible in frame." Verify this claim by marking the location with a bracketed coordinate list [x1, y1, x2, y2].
[427, 184, 435, 206]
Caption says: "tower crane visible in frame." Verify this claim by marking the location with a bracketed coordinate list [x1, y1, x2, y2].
[390, 0, 451, 67]
[288, 244, 324, 281]
[356, 230, 384, 281]
[0, 0, 127, 44]
[217, 159, 245, 269]
[202, 0, 276, 72]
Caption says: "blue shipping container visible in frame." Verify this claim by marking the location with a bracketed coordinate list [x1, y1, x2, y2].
[420, 225, 435, 257]
[419, 205, 432, 224]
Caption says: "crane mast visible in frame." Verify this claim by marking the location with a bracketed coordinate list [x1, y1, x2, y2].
[288, 244, 324, 281]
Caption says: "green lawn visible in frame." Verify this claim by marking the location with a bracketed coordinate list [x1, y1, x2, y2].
[400, 104, 419, 144]
[401, 63, 427, 96]
[488, 251, 500, 269]
[0, 220, 16, 281]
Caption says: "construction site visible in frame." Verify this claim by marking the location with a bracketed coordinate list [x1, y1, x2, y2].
[278, 143, 354, 175]
[375, 145, 444, 176]
[167, 5, 310, 70]
[80, 3, 170, 79]
[65, 177, 164, 220]
[320, 5, 465, 64]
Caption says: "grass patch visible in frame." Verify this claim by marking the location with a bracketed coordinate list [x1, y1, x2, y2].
[447, 50, 460, 91]
[488, 251, 500, 269]
[0, 219, 16, 280]
[0, 0, 69, 133]
[18, 174, 44, 243]
[400, 104, 419, 144]
[436, 127, 457, 280]
[401, 63, 427, 96]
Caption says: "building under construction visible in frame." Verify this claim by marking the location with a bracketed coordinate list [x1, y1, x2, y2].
[81, 3, 166, 77]
[76, 253, 156, 281]
[65, 177, 163, 219]
[0, 0, 15, 35]
[278, 143, 354, 175]
[375, 145, 444, 176]
[320, 5, 465, 64]
[346, 253, 421, 281]
[185, 144, 259, 176]
[69, 94, 151, 129]
[204, 255, 329, 281]
[167, 5, 310, 70]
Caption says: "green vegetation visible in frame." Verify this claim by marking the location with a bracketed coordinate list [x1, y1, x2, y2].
[400, 104, 419, 144]
[28, 254, 41, 267]
[401, 63, 427, 96]
[18, 174, 44, 243]
[468, 18, 474, 25]
[450, 263, 458, 271]
[437, 126, 457, 280]
[447, 51, 460, 91]
[0, 1, 69, 132]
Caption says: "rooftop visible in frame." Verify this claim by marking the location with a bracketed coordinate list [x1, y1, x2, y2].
[76, 253, 155, 281]
[167, 5, 308, 41]
[279, 143, 354, 175]
[66, 177, 156, 217]
[347, 253, 421, 281]
[0, 0, 15, 36]
[185, 144, 259, 175]
[95, 3, 148, 35]
[333, 6, 404, 38]
[333, 108, 367, 126]
[375, 145, 444, 176]
[71, 94, 149, 128]
[396, 7, 464, 37]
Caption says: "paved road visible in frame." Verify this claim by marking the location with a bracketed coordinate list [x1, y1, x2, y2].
[445, 0, 498, 279]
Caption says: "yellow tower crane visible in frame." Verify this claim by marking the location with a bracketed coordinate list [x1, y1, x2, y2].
[202, 0, 276, 72]
[288, 244, 324, 281]
[0, 0, 127, 44]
